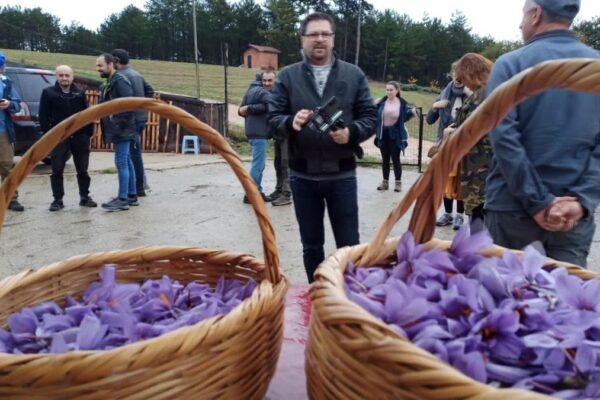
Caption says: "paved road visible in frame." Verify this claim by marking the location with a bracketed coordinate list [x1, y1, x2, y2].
[1, 152, 598, 283]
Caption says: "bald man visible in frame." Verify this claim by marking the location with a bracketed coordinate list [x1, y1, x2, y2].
[39, 65, 97, 211]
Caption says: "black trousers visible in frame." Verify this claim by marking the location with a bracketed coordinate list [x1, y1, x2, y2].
[50, 134, 91, 200]
[379, 131, 402, 181]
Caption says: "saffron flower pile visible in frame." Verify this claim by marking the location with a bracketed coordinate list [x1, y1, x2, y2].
[344, 226, 600, 399]
[0, 266, 256, 353]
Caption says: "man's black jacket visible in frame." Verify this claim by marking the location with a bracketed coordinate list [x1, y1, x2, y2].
[39, 82, 93, 137]
[99, 71, 136, 143]
[268, 57, 377, 175]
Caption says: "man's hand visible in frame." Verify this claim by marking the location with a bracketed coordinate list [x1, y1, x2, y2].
[533, 196, 578, 232]
[0, 100, 9, 111]
[547, 197, 584, 232]
[238, 105, 248, 117]
[433, 100, 449, 109]
[330, 127, 350, 144]
[292, 109, 313, 132]
[443, 124, 456, 139]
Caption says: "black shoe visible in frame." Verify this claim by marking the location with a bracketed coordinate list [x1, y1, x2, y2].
[79, 197, 97, 208]
[49, 200, 64, 212]
[128, 196, 139, 206]
[261, 192, 272, 202]
[243, 195, 250, 204]
[8, 200, 24, 212]
[101, 198, 130, 211]
[137, 188, 146, 197]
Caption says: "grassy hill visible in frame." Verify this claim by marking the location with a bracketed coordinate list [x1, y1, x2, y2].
[1, 49, 437, 108]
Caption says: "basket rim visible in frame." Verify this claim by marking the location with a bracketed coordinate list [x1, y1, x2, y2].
[0, 245, 288, 361]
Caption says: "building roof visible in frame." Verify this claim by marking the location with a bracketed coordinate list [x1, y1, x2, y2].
[246, 44, 281, 54]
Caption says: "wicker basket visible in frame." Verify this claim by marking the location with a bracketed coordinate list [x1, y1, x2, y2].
[306, 59, 600, 400]
[0, 98, 287, 399]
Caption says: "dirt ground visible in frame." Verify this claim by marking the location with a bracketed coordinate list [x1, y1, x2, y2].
[1, 152, 599, 283]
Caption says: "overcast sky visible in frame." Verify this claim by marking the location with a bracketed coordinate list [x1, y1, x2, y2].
[5, 0, 600, 41]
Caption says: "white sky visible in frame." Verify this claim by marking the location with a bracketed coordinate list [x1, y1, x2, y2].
[4, 0, 600, 41]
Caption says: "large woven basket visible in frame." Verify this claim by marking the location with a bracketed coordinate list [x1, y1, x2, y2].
[306, 59, 600, 400]
[0, 98, 287, 399]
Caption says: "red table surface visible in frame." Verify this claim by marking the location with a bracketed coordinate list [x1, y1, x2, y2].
[266, 284, 311, 400]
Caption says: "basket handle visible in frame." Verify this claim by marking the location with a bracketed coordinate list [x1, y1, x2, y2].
[361, 58, 600, 266]
[0, 98, 282, 283]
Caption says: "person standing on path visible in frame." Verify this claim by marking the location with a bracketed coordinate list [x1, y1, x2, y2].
[268, 12, 377, 282]
[39, 65, 97, 211]
[96, 53, 138, 212]
[0, 52, 24, 212]
[239, 70, 276, 204]
[373, 80, 417, 193]
[112, 48, 154, 197]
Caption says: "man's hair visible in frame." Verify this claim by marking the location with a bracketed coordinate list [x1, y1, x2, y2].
[111, 49, 130, 65]
[99, 53, 115, 64]
[261, 69, 277, 78]
[300, 12, 335, 35]
[455, 53, 493, 90]
[531, 0, 575, 26]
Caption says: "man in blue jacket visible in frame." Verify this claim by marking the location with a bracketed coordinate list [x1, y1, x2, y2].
[239, 70, 276, 204]
[485, 0, 600, 266]
[269, 12, 377, 282]
[0, 52, 24, 212]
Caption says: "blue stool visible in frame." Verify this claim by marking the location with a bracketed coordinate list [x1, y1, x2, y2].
[181, 135, 201, 155]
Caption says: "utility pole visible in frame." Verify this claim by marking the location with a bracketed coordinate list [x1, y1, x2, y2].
[222, 42, 229, 137]
[192, 0, 201, 99]
[354, 1, 362, 65]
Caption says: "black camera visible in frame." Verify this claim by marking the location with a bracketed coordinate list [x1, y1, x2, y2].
[307, 96, 345, 135]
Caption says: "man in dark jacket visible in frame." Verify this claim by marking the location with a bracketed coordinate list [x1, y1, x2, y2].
[0, 52, 24, 212]
[39, 65, 97, 211]
[96, 53, 137, 212]
[112, 49, 154, 197]
[239, 71, 275, 204]
[268, 12, 377, 282]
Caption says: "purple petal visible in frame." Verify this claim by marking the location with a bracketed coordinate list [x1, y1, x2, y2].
[486, 362, 531, 384]
[77, 315, 108, 350]
[452, 351, 487, 383]
[574, 342, 597, 372]
[8, 308, 38, 334]
[49, 333, 68, 354]
[523, 333, 559, 349]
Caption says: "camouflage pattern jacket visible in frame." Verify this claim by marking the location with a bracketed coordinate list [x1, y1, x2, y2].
[455, 87, 493, 215]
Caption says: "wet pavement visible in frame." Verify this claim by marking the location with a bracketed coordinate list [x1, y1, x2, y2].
[1, 152, 600, 282]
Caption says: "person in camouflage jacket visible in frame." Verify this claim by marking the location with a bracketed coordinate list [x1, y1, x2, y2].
[443, 53, 494, 223]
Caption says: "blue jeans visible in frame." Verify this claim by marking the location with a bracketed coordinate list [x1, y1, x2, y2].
[130, 122, 146, 190]
[290, 175, 360, 282]
[249, 139, 267, 192]
[114, 140, 137, 200]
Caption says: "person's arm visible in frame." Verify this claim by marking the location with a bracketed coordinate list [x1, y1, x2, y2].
[4, 80, 21, 114]
[268, 74, 295, 140]
[563, 140, 600, 218]
[246, 90, 268, 115]
[38, 88, 50, 133]
[143, 78, 154, 98]
[113, 77, 134, 127]
[349, 73, 377, 144]
[487, 58, 554, 217]
[79, 89, 94, 136]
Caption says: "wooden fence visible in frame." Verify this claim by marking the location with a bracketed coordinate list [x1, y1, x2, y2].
[76, 77, 226, 154]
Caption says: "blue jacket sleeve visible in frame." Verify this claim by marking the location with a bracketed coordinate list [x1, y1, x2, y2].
[567, 141, 600, 217]
[487, 59, 554, 217]
[5, 83, 21, 114]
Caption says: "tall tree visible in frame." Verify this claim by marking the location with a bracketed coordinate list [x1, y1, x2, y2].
[575, 17, 600, 49]
[61, 23, 101, 55]
[262, 0, 300, 66]
[98, 5, 151, 57]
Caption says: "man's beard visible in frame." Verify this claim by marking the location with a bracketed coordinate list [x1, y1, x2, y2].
[99, 71, 110, 78]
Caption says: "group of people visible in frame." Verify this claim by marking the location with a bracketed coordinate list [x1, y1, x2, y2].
[0, 49, 154, 213]
[255, 0, 598, 283]
[1, 0, 598, 283]
[427, 0, 599, 268]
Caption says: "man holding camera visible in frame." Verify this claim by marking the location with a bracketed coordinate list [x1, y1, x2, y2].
[269, 12, 377, 282]
[0, 52, 25, 212]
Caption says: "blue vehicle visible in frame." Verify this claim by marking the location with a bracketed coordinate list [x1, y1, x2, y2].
[4, 67, 56, 160]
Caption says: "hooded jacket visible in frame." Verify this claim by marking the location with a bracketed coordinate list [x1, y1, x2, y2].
[99, 71, 136, 143]
[0, 74, 21, 144]
[268, 56, 376, 175]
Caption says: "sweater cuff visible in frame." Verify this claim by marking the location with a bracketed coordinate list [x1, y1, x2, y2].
[285, 116, 295, 133]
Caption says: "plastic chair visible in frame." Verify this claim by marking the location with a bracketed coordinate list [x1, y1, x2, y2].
[181, 135, 201, 155]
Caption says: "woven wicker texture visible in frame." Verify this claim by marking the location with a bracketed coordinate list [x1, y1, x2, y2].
[307, 59, 600, 399]
[0, 98, 287, 399]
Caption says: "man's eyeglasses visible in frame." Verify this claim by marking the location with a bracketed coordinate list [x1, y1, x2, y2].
[303, 31, 334, 39]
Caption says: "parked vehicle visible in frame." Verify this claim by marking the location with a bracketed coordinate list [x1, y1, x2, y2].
[3, 67, 56, 158]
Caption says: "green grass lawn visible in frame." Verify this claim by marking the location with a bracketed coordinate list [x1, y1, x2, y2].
[2, 49, 437, 108]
